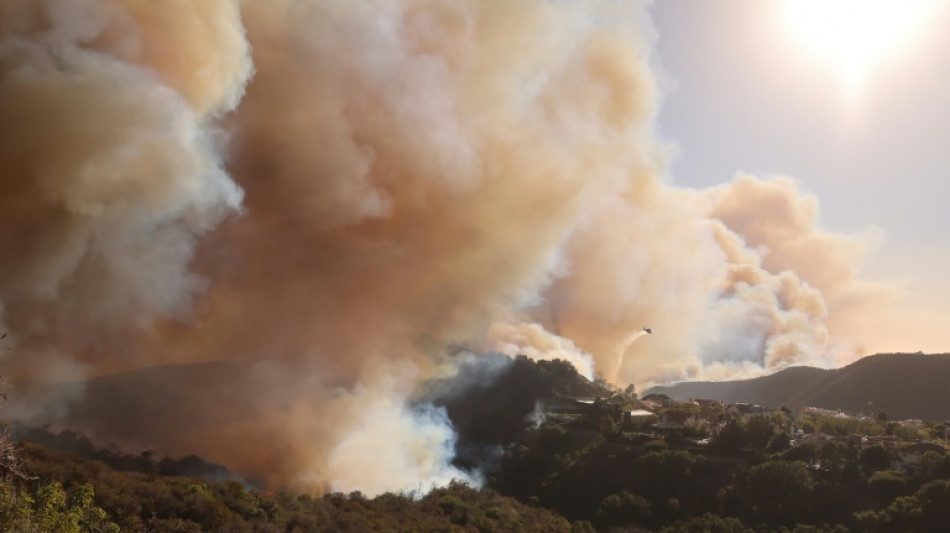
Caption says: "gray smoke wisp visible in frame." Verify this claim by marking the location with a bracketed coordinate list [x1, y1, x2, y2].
[0, 0, 892, 495]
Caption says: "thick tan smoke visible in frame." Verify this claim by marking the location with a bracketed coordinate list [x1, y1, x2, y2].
[542, 174, 889, 388]
[483, 321, 594, 380]
[2, 0, 891, 494]
[701, 174, 894, 356]
[0, 0, 250, 376]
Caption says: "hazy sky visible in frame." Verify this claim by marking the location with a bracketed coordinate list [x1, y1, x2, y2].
[650, 0, 950, 352]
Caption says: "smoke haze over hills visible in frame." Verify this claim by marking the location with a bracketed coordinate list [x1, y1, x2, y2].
[0, 0, 895, 494]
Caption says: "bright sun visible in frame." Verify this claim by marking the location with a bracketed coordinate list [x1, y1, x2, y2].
[779, 0, 938, 96]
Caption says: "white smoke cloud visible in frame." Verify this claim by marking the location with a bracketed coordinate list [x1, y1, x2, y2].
[325, 378, 479, 495]
[484, 321, 595, 380]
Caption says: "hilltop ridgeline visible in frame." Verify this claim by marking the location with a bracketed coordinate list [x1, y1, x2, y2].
[648, 353, 950, 420]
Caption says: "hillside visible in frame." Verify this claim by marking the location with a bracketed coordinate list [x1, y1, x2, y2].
[647, 366, 831, 408]
[649, 353, 950, 420]
[785, 353, 950, 420]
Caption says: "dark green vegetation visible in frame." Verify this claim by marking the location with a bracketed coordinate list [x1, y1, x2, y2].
[424, 354, 610, 470]
[649, 353, 950, 421]
[1, 441, 571, 532]
[10, 353, 950, 532]
[442, 356, 950, 531]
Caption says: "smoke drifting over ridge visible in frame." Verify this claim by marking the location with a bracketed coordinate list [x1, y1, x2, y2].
[0, 0, 891, 493]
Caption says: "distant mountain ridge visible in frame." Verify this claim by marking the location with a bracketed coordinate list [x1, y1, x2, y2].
[647, 353, 950, 421]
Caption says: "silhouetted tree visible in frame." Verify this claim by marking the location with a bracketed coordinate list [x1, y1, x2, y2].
[727, 461, 815, 527]
[711, 419, 746, 451]
[594, 491, 650, 529]
[859, 445, 892, 475]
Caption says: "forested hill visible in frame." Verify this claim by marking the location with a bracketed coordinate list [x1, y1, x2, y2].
[648, 353, 950, 419]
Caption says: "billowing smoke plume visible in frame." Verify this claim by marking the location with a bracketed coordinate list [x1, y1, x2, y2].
[1, 0, 890, 494]
[0, 0, 250, 376]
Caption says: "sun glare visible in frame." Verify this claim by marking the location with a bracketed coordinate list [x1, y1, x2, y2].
[779, 0, 938, 97]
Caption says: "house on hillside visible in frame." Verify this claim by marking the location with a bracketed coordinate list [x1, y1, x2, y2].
[862, 435, 900, 448]
[801, 432, 834, 444]
[546, 396, 605, 416]
[692, 398, 723, 407]
[692, 399, 725, 421]
[895, 442, 946, 474]
[693, 398, 723, 408]
[791, 432, 853, 448]
[800, 406, 853, 419]
[726, 403, 768, 419]
[658, 409, 697, 429]
[625, 409, 657, 428]
[642, 394, 675, 409]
